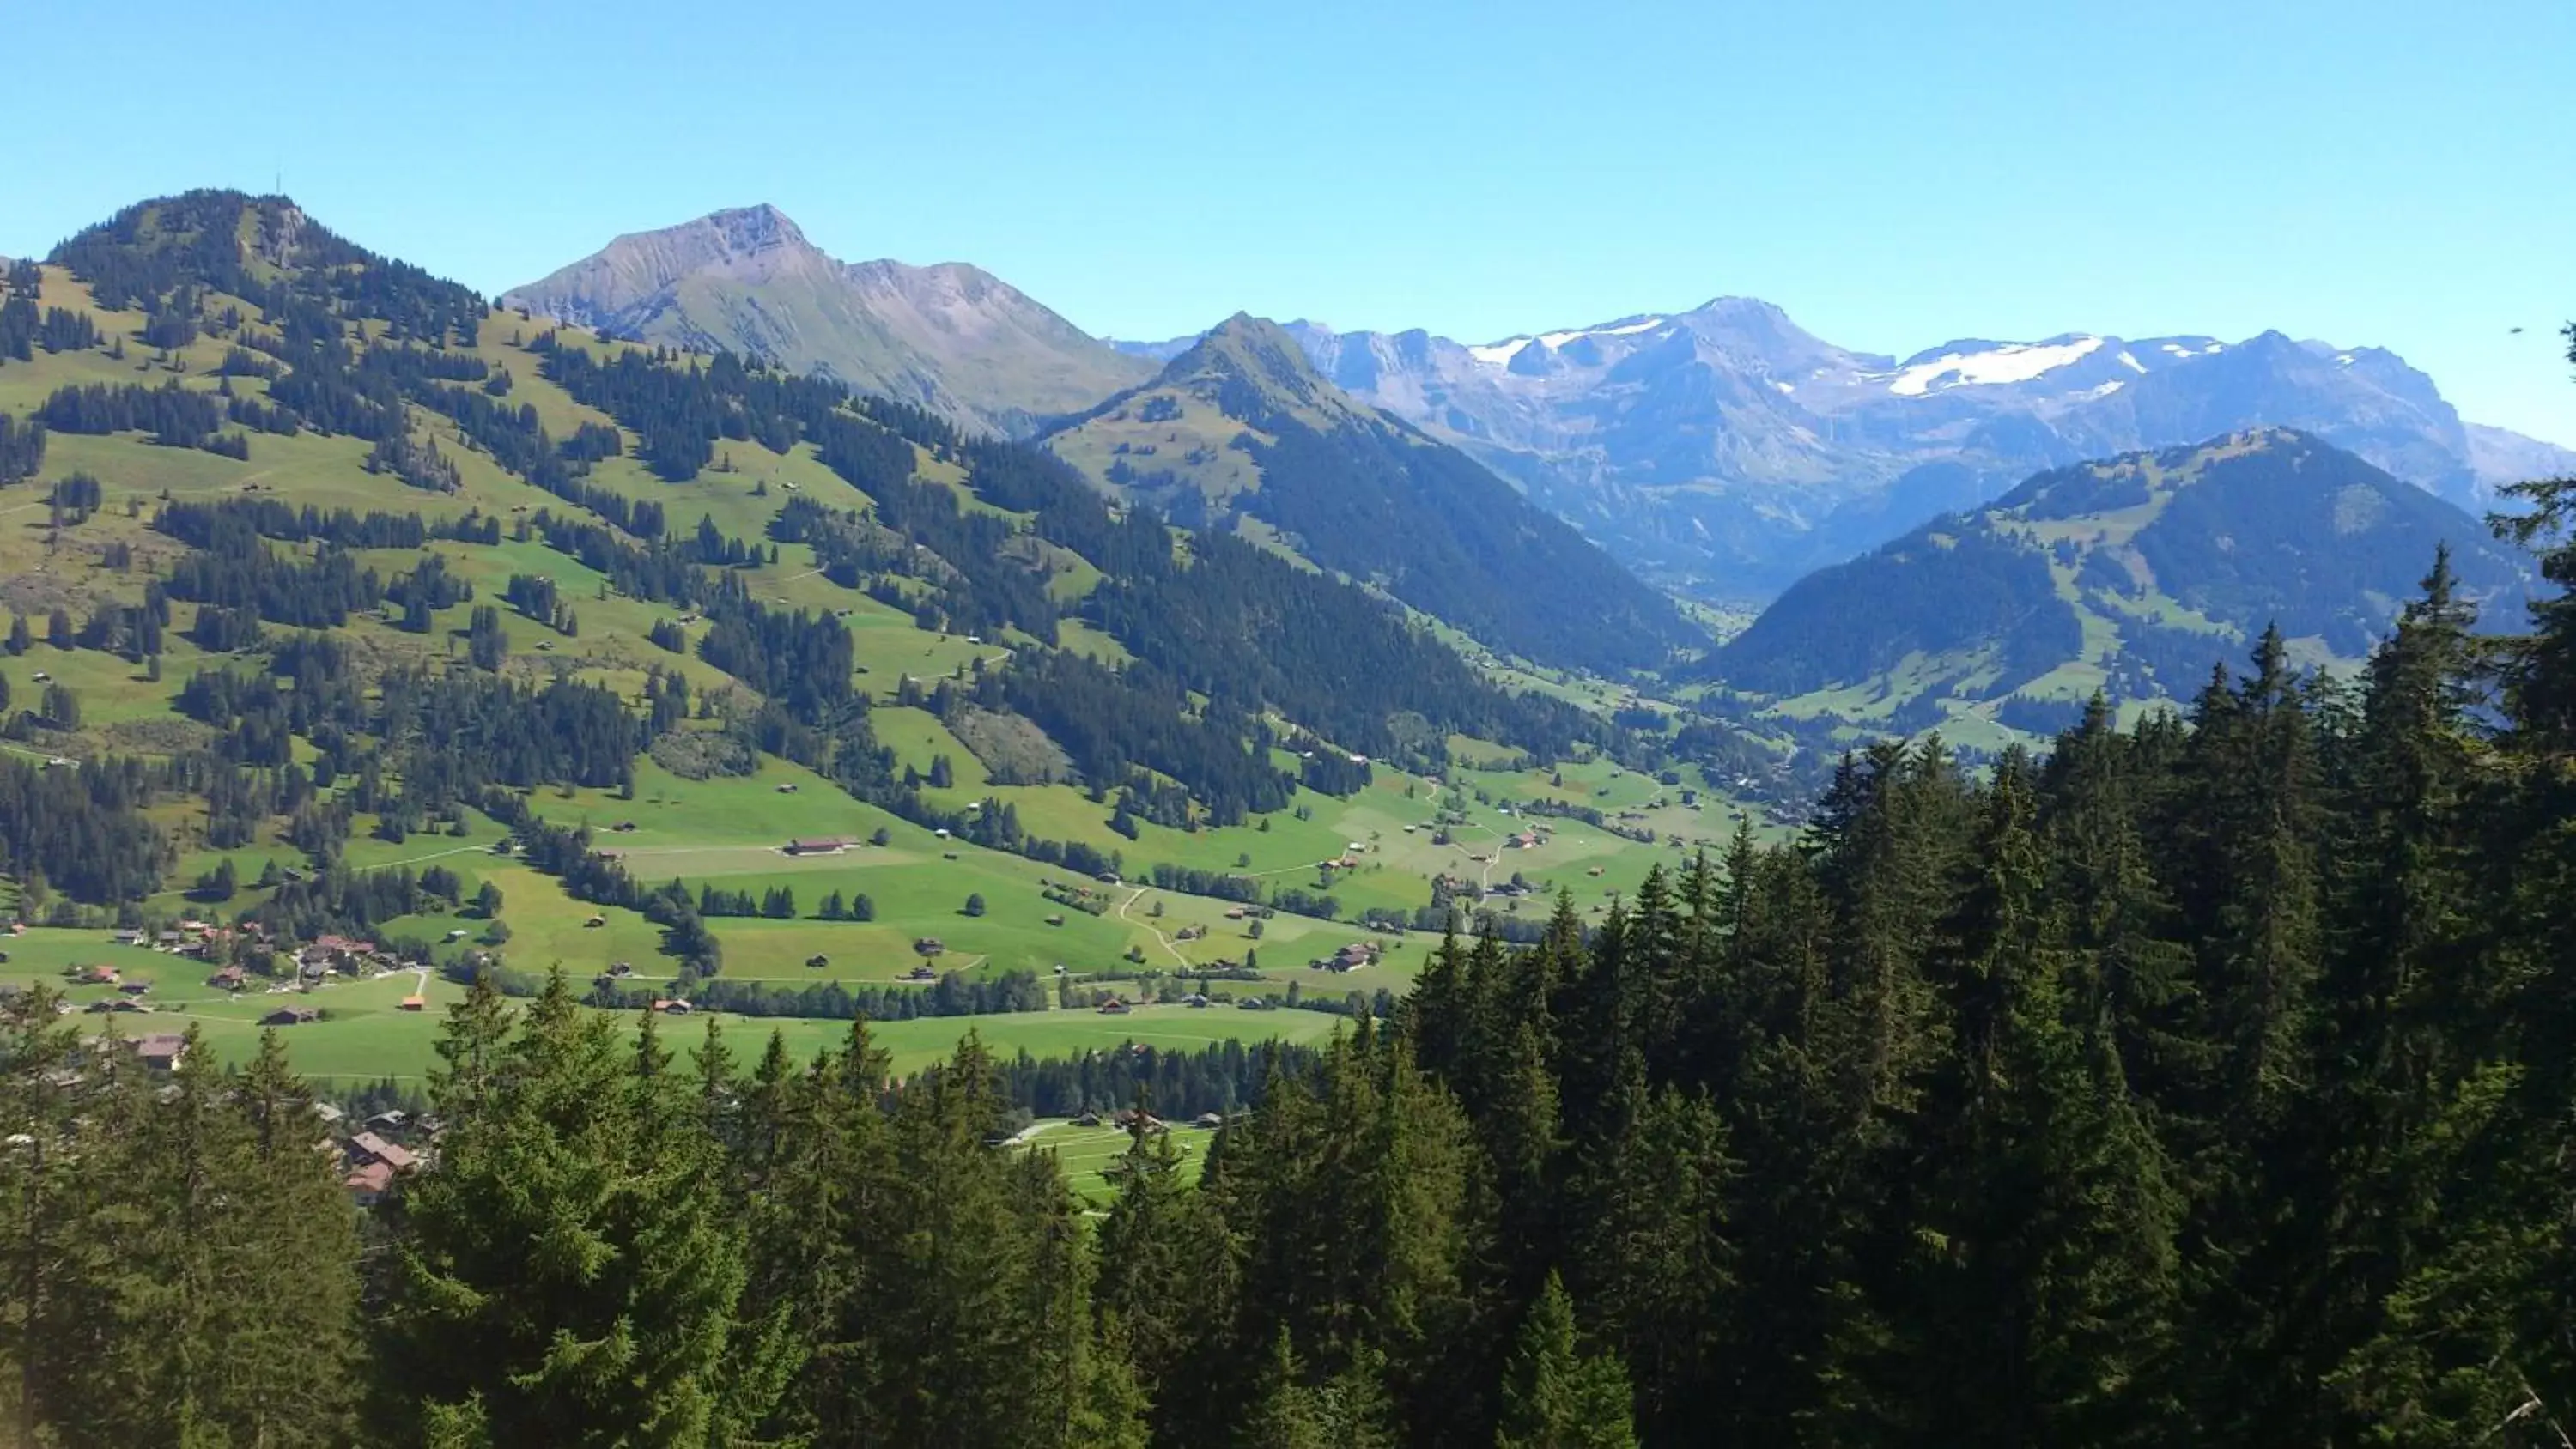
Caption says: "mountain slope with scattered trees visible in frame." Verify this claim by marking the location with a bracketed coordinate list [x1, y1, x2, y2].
[1048, 315, 1705, 673]
[1712, 427, 2529, 738]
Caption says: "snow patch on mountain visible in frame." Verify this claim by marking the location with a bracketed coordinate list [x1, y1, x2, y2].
[1883, 336, 2105, 397]
[1467, 317, 1666, 368]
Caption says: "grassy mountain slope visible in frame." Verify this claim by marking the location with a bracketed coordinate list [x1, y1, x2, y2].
[1045, 315, 1705, 674]
[1714, 428, 2527, 742]
[0, 191, 1769, 1086]
[502, 205, 1152, 436]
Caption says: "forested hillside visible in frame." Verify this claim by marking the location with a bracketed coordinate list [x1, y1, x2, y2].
[0, 187, 1799, 1093]
[0, 189, 1632, 910]
[1048, 317, 1704, 673]
[1711, 428, 2527, 745]
[9, 466, 2576, 1445]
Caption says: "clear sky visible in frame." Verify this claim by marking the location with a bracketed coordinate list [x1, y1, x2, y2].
[12, 0, 2573, 444]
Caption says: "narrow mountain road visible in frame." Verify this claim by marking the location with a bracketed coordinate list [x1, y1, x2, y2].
[1117, 888, 1192, 968]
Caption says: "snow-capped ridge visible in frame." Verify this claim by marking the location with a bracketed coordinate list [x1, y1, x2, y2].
[1467, 315, 1668, 369]
[1881, 336, 2106, 397]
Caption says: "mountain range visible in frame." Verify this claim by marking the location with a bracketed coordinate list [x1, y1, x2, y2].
[1201, 309, 2570, 598]
[507, 207, 2575, 603]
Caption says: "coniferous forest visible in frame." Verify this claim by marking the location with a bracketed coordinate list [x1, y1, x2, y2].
[3, 482, 2576, 1445]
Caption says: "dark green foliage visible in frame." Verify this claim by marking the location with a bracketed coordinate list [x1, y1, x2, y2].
[1496, 1273, 1639, 1449]
[0, 414, 42, 485]
[0, 1006, 361, 1447]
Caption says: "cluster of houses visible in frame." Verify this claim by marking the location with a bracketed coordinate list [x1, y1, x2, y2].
[106, 922, 408, 990]
[109, 918, 242, 959]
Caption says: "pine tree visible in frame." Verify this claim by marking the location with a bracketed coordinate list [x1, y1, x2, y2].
[1884, 757, 2183, 1445]
[378, 971, 785, 1446]
[1094, 1105, 1233, 1435]
[1495, 1272, 1638, 1449]
[1239, 1327, 1331, 1449]
[1569, 1067, 1733, 1442]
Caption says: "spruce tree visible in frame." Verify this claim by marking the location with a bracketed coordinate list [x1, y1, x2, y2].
[1494, 1272, 1638, 1449]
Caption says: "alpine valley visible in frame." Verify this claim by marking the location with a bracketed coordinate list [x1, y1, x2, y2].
[5, 174, 2576, 1449]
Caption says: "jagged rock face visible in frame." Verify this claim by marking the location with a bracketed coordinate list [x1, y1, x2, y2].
[505, 206, 1151, 435]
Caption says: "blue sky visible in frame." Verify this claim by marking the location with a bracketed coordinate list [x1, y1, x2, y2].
[14, 0, 2573, 444]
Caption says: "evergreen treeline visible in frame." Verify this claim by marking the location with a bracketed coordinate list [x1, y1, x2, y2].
[0, 414, 43, 485]
[36, 380, 246, 454]
[0, 1007, 361, 1446]
[591, 967, 1051, 1021]
[161, 507, 384, 627]
[1371, 542, 2576, 1444]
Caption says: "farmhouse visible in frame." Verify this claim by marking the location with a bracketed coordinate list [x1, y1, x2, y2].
[1314, 941, 1378, 973]
[206, 966, 246, 990]
[260, 1007, 321, 1027]
[349, 1132, 420, 1173]
[1097, 998, 1133, 1016]
[398, 995, 427, 1011]
[76, 965, 119, 985]
[651, 998, 694, 1015]
[131, 1034, 187, 1072]
[785, 837, 846, 855]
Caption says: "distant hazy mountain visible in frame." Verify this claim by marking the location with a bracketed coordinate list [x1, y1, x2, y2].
[505, 206, 1151, 435]
[1048, 315, 1704, 671]
[2465, 422, 2576, 496]
[1710, 428, 2528, 738]
[1133, 303, 2565, 599]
